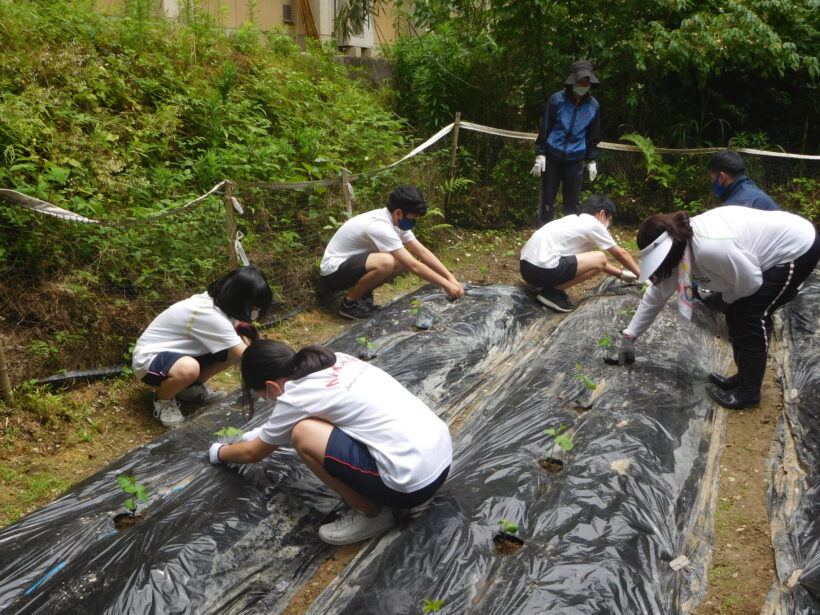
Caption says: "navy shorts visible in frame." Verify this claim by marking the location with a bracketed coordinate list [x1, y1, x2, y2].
[321, 253, 371, 292]
[323, 427, 449, 509]
[520, 256, 578, 291]
[140, 349, 229, 386]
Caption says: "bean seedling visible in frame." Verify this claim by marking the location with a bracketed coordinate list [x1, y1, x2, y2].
[409, 300, 422, 315]
[544, 424, 574, 451]
[214, 427, 245, 437]
[575, 363, 597, 390]
[117, 474, 148, 517]
[356, 336, 375, 349]
[422, 599, 445, 612]
[598, 334, 613, 349]
[497, 519, 518, 534]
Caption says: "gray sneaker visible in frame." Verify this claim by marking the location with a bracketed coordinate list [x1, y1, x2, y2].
[338, 298, 374, 320]
[176, 382, 227, 404]
[318, 508, 395, 545]
[153, 397, 184, 428]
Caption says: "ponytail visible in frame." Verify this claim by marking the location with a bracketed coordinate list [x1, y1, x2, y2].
[240, 340, 335, 418]
[637, 211, 694, 282]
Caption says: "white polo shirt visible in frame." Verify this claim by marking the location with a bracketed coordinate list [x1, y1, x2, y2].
[521, 213, 616, 269]
[260, 353, 452, 493]
[132, 292, 242, 378]
[625, 206, 817, 338]
[320, 207, 416, 276]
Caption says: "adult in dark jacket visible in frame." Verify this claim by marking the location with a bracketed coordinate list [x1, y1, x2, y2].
[708, 149, 780, 211]
[531, 60, 602, 226]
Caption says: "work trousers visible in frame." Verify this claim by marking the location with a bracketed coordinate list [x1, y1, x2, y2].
[538, 158, 584, 226]
[725, 234, 820, 393]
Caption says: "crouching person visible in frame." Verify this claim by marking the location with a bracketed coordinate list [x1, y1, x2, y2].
[209, 340, 453, 545]
[132, 266, 273, 428]
[520, 194, 640, 312]
[319, 184, 464, 320]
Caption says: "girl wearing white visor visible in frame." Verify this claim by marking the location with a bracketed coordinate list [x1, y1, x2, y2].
[617, 206, 819, 409]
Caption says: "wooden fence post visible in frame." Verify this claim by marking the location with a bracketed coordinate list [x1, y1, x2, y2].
[0, 337, 12, 404]
[341, 168, 353, 217]
[444, 111, 462, 222]
[223, 182, 238, 269]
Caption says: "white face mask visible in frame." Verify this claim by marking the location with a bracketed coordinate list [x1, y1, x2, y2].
[573, 85, 591, 97]
[250, 309, 260, 321]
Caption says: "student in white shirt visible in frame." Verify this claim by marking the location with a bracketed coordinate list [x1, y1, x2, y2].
[319, 185, 464, 320]
[617, 207, 819, 409]
[520, 194, 640, 312]
[133, 266, 272, 427]
[208, 340, 453, 545]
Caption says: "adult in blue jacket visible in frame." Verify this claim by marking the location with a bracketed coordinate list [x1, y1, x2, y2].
[708, 149, 780, 211]
[531, 60, 602, 226]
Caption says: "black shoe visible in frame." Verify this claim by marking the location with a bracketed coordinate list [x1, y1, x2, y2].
[536, 288, 575, 312]
[708, 372, 739, 390]
[338, 298, 373, 320]
[707, 387, 761, 409]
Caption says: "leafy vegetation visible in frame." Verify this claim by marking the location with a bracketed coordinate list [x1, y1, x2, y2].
[497, 519, 519, 534]
[544, 425, 574, 452]
[117, 473, 148, 516]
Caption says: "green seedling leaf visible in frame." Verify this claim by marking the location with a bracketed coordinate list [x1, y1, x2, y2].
[422, 599, 445, 612]
[117, 473, 148, 513]
[598, 334, 612, 349]
[497, 519, 518, 534]
[545, 426, 574, 450]
[214, 426, 245, 437]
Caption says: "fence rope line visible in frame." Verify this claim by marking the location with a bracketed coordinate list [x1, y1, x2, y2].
[458, 121, 820, 159]
[0, 181, 228, 226]
[2, 120, 818, 226]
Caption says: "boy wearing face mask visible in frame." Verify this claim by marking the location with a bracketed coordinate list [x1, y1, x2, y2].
[531, 60, 602, 226]
[319, 185, 465, 320]
[520, 194, 639, 312]
[708, 149, 780, 211]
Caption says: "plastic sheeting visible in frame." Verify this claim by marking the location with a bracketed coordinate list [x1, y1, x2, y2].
[308, 280, 733, 615]
[766, 268, 820, 614]
[0, 284, 543, 615]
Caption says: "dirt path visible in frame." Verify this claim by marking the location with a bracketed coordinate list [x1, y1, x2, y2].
[694, 355, 780, 614]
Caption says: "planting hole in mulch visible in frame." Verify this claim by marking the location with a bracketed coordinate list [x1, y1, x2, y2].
[539, 457, 564, 473]
[493, 533, 524, 556]
[113, 512, 147, 530]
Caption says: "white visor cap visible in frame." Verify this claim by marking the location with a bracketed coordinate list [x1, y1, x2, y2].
[638, 231, 674, 283]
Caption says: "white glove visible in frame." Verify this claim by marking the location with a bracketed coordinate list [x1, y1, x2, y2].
[240, 426, 263, 442]
[620, 270, 638, 282]
[530, 155, 546, 178]
[209, 442, 225, 465]
[586, 161, 598, 181]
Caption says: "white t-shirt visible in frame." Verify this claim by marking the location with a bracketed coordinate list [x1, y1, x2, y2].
[320, 208, 416, 275]
[625, 206, 817, 338]
[520, 213, 616, 269]
[132, 292, 242, 378]
[260, 353, 452, 493]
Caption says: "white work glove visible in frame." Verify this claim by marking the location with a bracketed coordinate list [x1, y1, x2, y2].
[530, 155, 546, 178]
[209, 442, 225, 465]
[620, 270, 638, 282]
[240, 426, 263, 442]
[586, 161, 598, 181]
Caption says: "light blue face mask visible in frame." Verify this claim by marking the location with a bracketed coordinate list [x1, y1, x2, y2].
[712, 178, 726, 199]
[398, 215, 416, 231]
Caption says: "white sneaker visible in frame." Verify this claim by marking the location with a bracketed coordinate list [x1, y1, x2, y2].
[153, 397, 184, 428]
[175, 382, 227, 404]
[318, 508, 395, 545]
